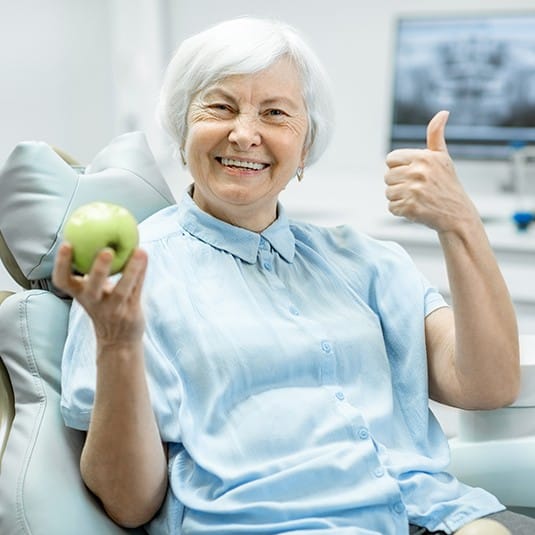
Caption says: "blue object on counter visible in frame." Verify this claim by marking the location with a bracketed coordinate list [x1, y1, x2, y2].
[510, 140, 527, 150]
[513, 211, 535, 231]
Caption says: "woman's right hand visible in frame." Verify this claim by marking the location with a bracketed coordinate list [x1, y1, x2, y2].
[52, 243, 148, 347]
[54, 243, 168, 526]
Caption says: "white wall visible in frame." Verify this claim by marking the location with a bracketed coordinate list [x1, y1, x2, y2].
[0, 1, 115, 164]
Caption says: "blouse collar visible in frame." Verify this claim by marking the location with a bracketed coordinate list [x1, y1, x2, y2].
[177, 187, 295, 264]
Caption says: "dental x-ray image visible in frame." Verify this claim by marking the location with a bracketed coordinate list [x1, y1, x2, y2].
[390, 14, 535, 159]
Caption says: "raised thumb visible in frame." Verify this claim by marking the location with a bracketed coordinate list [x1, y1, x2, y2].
[426, 110, 450, 152]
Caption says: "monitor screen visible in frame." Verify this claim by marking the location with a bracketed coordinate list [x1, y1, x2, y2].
[389, 13, 535, 160]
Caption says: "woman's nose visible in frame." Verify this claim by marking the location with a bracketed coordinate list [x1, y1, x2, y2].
[227, 114, 261, 150]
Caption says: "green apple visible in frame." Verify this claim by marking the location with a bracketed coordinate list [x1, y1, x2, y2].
[64, 201, 139, 275]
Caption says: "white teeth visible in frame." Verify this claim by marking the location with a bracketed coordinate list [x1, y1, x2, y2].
[220, 157, 267, 170]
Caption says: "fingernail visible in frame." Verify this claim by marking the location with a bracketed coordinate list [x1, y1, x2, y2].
[131, 250, 146, 264]
[101, 248, 115, 260]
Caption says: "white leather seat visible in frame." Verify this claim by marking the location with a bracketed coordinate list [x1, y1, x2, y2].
[448, 335, 535, 518]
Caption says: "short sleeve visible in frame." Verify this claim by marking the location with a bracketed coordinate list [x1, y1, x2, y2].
[423, 276, 449, 317]
[372, 237, 448, 322]
[60, 296, 183, 443]
[60, 301, 97, 431]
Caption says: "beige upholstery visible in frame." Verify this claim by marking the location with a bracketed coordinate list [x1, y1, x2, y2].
[455, 518, 511, 534]
[0, 291, 14, 465]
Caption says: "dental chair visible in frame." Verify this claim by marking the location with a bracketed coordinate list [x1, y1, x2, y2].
[0, 132, 174, 534]
[448, 334, 535, 519]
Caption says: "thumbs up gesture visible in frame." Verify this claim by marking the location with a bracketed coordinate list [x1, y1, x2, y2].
[384, 110, 479, 233]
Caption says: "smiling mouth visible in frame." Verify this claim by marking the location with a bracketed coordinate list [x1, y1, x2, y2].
[216, 157, 270, 171]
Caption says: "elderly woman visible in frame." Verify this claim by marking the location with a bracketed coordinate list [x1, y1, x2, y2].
[53, 17, 532, 535]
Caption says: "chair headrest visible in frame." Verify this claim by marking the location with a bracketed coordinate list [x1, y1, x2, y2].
[0, 132, 175, 289]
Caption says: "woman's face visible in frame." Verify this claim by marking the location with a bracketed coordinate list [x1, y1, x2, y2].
[184, 57, 308, 231]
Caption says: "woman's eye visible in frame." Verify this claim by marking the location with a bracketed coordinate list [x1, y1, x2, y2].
[209, 103, 233, 114]
[266, 109, 286, 117]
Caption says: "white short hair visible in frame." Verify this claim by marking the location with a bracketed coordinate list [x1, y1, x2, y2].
[157, 17, 334, 167]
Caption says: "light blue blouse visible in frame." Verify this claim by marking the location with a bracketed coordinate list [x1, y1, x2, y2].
[61, 189, 504, 534]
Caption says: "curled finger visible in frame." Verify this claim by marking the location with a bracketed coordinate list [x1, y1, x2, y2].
[384, 168, 408, 186]
[52, 243, 84, 297]
[388, 197, 415, 219]
[111, 248, 148, 303]
[84, 248, 115, 301]
[385, 184, 405, 202]
[385, 148, 419, 169]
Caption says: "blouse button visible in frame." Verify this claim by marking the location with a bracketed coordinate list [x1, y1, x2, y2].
[374, 466, 385, 478]
[263, 262, 272, 271]
[358, 427, 369, 440]
[335, 391, 345, 401]
[321, 340, 332, 353]
[392, 501, 405, 514]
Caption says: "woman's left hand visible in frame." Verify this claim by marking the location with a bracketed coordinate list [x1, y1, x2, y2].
[385, 111, 520, 409]
[384, 110, 480, 234]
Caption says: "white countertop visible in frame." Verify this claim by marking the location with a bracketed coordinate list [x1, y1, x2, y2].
[280, 172, 535, 254]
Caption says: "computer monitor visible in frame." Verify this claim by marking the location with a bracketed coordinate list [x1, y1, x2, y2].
[389, 12, 535, 160]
